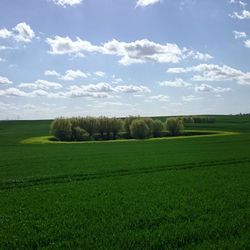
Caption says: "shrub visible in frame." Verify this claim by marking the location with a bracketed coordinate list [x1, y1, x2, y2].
[165, 117, 184, 136]
[130, 119, 150, 139]
[72, 127, 90, 141]
[152, 119, 164, 137]
[50, 118, 72, 141]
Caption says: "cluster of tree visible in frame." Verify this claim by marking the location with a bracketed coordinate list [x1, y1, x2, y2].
[238, 113, 250, 116]
[178, 116, 216, 124]
[50, 116, 185, 141]
[50, 116, 123, 141]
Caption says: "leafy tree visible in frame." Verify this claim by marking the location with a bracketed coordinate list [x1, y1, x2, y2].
[152, 119, 164, 137]
[72, 127, 90, 141]
[124, 116, 140, 136]
[97, 116, 108, 138]
[78, 116, 97, 136]
[110, 118, 123, 139]
[165, 117, 184, 136]
[50, 118, 72, 141]
[130, 119, 150, 139]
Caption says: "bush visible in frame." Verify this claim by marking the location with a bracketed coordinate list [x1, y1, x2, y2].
[130, 119, 151, 139]
[152, 119, 164, 137]
[50, 118, 72, 141]
[72, 127, 90, 141]
[165, 117, 184, 136]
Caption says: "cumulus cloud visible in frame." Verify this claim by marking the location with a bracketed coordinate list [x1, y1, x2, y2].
[233, 30, 247, 39]
[136, 0, 161, 7]
[44, 69, 88, 80]
[114, 85, 151, 93]
[0, 28, 12, 39]
[245, 40, 250, 48]
[195, 84, 231, 93]
[52, 0, 83, 7]
[0, 88, 31, 97]
[46, 36, 102, 56]
[44, 70, 60, 77]
[2, 82, 150, 99]
[0, 22, 35, 43]
[46, 36, 212, 65]
[167, 64, 250, 85]
[182, 95, 202, 102]
[230, 0, 247, 7]
[94, 71, 106, 77]
[148, 95, 169, 102]
[59, 70, 87, 81]
[159, 78, 192, 88]
[230, 10, 250, 19]
[19, 80, 62, 90]
[0, 76, 12, 84]
[184, 50, 213, 61]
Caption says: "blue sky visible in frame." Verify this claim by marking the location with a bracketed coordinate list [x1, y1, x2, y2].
[0, 0, 250, 119]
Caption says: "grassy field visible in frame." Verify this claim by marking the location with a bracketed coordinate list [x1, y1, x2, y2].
[0, 115, 249, 249]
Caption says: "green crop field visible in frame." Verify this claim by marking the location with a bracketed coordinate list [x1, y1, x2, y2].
[0, 115, 249, 249]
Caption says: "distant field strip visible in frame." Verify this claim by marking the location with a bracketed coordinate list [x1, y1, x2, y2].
[21, 130, 239, 144]
[1, 157, 249, 190]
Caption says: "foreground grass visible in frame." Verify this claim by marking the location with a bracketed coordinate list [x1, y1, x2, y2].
[0, 115, 249, 249]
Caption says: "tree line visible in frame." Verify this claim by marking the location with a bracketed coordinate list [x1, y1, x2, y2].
[50, 115, 216, 141]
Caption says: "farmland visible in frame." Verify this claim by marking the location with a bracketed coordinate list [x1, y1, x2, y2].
[0, 115, 249, 249]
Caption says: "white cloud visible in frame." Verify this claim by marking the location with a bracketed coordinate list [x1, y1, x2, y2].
[0, 88, 30, 97]
[0, 22, 35, 43]
[52, 0, 83, 7]
[114, 85, 151, 93]
[195, 84, 231, 93]
[44, 69, 88, 80]
[233, 30, 247, 39]
[167, 64, 250, 85]
[230, 0, 247, 7]
[69, 83, 114, 93]
[148, 94, 169, 102]
[46, 36, 102, 56]
[19, 80, 62, 90]
[12, 22, 35, 42]
[136, 0, 161, 7]
[44, 70, 60, 77]
[0, 28, 12, 39]
[46, 36, 211, 65]
[245, 40, 250, 48]
[184, 50, 213, 61]
[94, 71, 106, 77]
[0, 76, 12, 84]
[230, 10, 250, 19]
[182, 95, 202, 102]
[60, 69, 87, 81]
[103, 39, 182, 65]
[159, 78, 192, 88]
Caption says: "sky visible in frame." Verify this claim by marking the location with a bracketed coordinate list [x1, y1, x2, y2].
[0, 0, 250, 120]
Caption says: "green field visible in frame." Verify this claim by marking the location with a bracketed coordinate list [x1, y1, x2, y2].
[0, 115, 249, 249]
